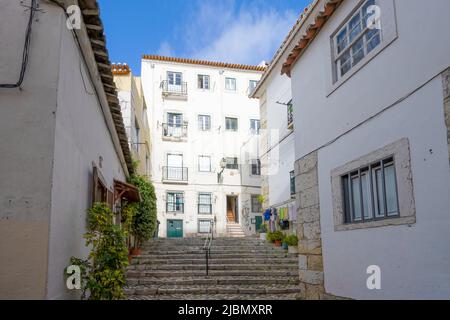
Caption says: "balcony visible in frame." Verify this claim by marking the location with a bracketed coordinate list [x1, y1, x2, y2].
[162, 123, 188, 142]
[161, 80, 188, 100]
[163, 166, 189, 184]
[287, 101, 294, 130]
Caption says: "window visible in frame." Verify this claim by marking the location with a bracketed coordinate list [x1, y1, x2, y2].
[225, 77, 236, 91]
[225, 157, 239, 170]
[251, 195, 262, 213]
[249, 80, 258, 93]
[198, 193, 212, 214]
[333, 0, 381, 80]
[167, 192, 184, 213]
[198, 220, 212, 233]
[250, 119, 260, 135]
[198, 115, 211, 131]
[251, 159, 261, 176]
[225, 117, 238, 131]
[198, 75, 210, 90]
[165, 113, 184, 138]
[290, 171, 296, 196]
[167, 71, 182, 86]
[198, 156, 212, 172]
[342, 157, 399, 224]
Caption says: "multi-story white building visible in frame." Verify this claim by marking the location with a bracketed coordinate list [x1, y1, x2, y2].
[141, 55, 265, 238]
[113, 64, 151, 177]
[280, 0, 450, 299]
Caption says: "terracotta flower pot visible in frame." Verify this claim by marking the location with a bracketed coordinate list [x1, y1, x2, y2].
[274, 240, 282, 247]
[130, 248, 141, 256]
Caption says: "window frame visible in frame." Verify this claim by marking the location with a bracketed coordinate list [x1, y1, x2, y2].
[341, 156, 400, 225]
[166, 191, 185, 213]
[225, 117, 238, 132]
[290, 170, 296, 196]
[198, 74, 210, 90]
[251, 159, 261, 176]
[251, 195, 262, 213]
[198, 155, 212, 173]
[328, 0, 398, 95]
[250, 119, 260, 135]
[248, 80, 258, 94]
[225, 157, 239, 170]
[198, 114, 211, 131]
[198, 193, 213, 215]
[167, 71, 182, 86]
[198, 219, 213, 234]
[225, 77, 237, 91]
[331, 138, 416, 232]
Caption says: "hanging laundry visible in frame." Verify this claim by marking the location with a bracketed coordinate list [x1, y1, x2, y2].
[264, 209, 271, 221]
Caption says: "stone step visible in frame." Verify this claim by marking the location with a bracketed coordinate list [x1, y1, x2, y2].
[133, 253, 293, 261]
[131, 257, 298, 265]
[141, 246, 282, 252]
[126, 270, 298, 278]
[139, 249, 286, 255]
[124, 284, 301, 296]
[128, 263, 298, 271]
[127, 276, 300, 286]
[127, 293, 301, 300]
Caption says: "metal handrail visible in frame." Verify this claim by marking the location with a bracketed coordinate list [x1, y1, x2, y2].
[203, 221, 214, 276]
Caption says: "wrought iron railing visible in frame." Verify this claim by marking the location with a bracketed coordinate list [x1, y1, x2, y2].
[287, 102, 294, 128]
[162, 123, 188, 139]
[163, 166, 189, 182]
[203, 221, 214, 276]
[161, 80, 188, 96]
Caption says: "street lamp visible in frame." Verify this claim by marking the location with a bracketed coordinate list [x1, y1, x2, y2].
[217, 158, 227, 183]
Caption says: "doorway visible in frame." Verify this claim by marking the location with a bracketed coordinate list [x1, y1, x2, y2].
[226, 196, 239, 223]
[167, 219, 183, 238]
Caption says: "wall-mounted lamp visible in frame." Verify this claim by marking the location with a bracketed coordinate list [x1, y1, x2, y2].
[217, 158, 227, 183]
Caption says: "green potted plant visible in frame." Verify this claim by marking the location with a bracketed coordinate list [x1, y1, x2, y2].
[281, 235, 289, 250]
[271, 231, 284, 247]
[284, 234, 299, 254]
[259, 223, 268, 241]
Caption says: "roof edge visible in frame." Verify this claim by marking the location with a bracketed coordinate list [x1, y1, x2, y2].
[142, 54, 266, 72]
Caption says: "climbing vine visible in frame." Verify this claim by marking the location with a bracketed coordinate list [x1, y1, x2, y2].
[128, 175, 157, 248]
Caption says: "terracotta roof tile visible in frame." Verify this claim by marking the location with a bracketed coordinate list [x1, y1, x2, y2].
[142, 55, 266, 72]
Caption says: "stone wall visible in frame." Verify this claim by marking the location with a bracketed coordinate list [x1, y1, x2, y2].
[294, 151, 324, 299]
[443, 68, 450, 167]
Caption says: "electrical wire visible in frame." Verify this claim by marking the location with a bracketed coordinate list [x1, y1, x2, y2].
[0, 0, 37, 89]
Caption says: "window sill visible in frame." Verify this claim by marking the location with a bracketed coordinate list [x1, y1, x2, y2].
[335, 216, 416, 232]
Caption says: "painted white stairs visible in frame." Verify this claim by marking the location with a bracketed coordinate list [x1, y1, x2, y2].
[226, 222, 246, 238]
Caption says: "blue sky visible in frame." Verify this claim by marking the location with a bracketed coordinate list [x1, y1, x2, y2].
[98, 0, 311, 75]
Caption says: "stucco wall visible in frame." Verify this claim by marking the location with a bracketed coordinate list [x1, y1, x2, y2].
[46, 9, 127, 299]
[0, 1, 63, 299]
[289, 0, 450, 299]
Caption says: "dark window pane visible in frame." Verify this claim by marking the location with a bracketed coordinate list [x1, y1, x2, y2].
[384, 164, 399, 216]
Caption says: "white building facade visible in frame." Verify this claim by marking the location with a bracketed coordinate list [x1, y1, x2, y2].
[281, 0, 450, 299]
[141, 56, 264, 238]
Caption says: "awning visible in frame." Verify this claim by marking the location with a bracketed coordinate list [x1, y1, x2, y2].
[114, 180, 141, 203]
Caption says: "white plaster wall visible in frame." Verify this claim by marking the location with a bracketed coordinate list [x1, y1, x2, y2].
[0, 0, 62, 299]
[141, 60, 262, 236]
[263, 70, 296, 207]
[45, 9, 127, 299]
[318, 78, 450, 299]
[289, 0, 450, 298]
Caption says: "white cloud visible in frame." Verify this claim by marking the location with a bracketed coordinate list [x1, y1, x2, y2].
[157, 0, 298, 65]
[157, 41, 175, 57]
[190, 8, 297, 65]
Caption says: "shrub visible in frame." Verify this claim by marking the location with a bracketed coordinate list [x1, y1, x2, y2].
[69, 203, 129, 300]
[266, 230, 284, 242]
[128, 175, 157, 248]
[284, 234, 299, 246]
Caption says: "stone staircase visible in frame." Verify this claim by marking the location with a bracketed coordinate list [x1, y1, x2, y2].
[125, 237, 301, 300]
[226, 222, 246, 238]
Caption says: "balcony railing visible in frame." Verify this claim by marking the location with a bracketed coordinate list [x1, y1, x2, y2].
[163, 166, 189, 182]
[287, 102, 294, 129]
[161, 80, 188, 98]
[162, 123, 188, 140]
